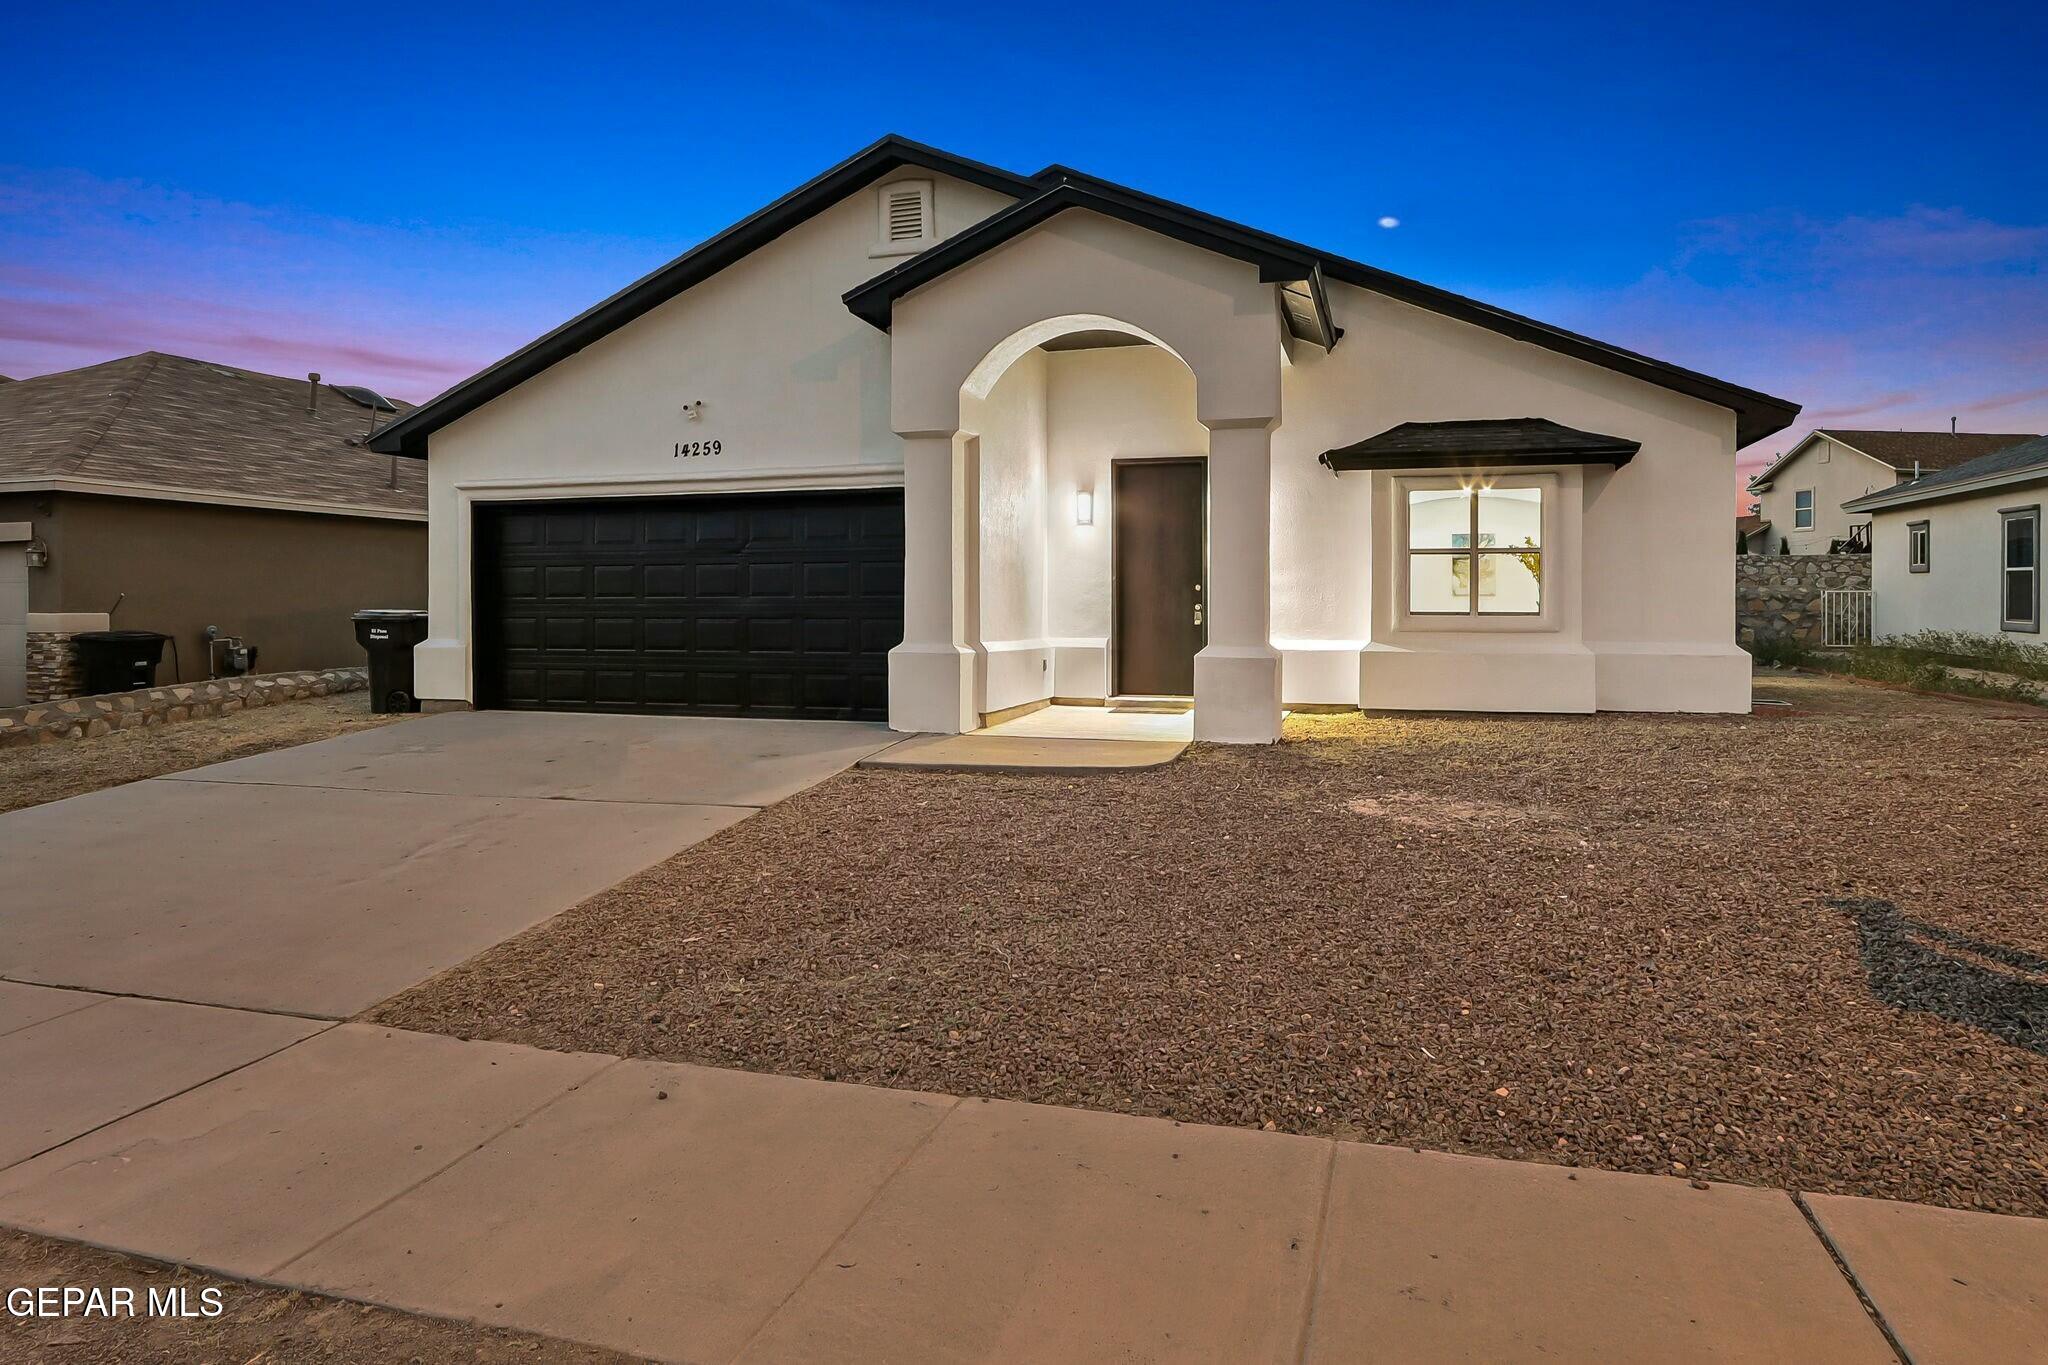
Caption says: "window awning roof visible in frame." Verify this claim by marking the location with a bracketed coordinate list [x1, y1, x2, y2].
[1319, 418, 1642, 472]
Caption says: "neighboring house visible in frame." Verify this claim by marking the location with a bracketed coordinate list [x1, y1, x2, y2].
[1747, 429, 2038, 555]
[1737, 512, 1773, 553]
[0, 353, 427, 706]
[1844, 435, 2045, 640]
[367, 136, 1800, 742]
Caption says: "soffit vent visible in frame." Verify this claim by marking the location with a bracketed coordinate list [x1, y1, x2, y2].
[873, 179, 934, 256]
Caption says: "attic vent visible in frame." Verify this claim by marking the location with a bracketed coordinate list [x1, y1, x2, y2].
[872, 179, 934, 257]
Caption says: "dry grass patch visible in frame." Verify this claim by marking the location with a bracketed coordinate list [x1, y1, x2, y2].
[373, 675, 2048, 1215]
[0, 692, 412, 813]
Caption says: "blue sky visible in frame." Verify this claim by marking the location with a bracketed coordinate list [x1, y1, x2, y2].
[4, 1, 2043, 500]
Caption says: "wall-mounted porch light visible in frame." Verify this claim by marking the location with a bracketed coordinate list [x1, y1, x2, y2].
[24, 538, 49, 569]
[1075, 489, 1095, 526]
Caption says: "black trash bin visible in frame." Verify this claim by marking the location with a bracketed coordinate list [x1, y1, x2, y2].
[353, 609, 430, 714]
[73, 630, 169, 695]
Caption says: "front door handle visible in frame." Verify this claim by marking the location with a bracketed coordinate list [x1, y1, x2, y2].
[1193, 604, 1204, 626]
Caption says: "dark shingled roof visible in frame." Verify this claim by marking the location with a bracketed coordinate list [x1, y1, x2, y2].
[371, 135, 1799, 458]
[0, 353, 424, 516]
[1319, 417, 1641, 472]
[1737, 514, 1771, 538]
[1817, 428, 2040, 472]
[1843, 435, 2048, 512]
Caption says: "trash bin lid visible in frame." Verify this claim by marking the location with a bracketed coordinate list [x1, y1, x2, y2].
[73, 629, 169, 643]
[351, 608, 428, 620]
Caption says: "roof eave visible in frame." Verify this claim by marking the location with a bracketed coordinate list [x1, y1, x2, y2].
[368, 135, 1040, 458]
[1844, 463, 2048, 513]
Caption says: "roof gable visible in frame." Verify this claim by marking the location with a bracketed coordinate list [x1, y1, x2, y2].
[374, 136, 1801, 457]
[369, 137, 1035, 458]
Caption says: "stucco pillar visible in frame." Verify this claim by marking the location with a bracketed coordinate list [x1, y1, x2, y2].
[888, 433, 980, 733]
[1196, 420, 1282, 743]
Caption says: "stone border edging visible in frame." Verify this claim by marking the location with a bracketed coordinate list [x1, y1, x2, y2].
[0, 667, 368, 747]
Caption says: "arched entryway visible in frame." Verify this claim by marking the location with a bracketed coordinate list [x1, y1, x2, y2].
[881, 210, 1287, 742]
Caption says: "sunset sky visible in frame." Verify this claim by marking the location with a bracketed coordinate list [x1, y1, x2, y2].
[4, 2, 2042, 509]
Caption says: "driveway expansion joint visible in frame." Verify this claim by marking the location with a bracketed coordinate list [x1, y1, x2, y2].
[1794, 1190, 1915, 1365]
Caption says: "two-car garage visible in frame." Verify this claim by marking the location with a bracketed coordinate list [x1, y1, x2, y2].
[472, 489, 903, 721]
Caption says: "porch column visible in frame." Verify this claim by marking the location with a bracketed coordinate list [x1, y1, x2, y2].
[888, 432, 980, 734]
[1195, 419, 1283, 743]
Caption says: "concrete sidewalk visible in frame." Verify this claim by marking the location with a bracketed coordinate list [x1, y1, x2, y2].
[2, 1010, 2042, 1363]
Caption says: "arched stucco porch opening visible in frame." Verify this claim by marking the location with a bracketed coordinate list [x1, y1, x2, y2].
[880, 208, 1287, 742]
[956, 315, 1209, 722]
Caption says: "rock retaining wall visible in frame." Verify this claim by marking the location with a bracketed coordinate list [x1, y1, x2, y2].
[1737, 554, 1870, 648]
[0, 667, 367, 747]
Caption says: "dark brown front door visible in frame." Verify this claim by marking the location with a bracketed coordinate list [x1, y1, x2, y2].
[1113, 459, 1206, 696]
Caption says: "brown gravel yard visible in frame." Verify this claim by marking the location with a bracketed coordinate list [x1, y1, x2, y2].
[0, 692, 412, 814]
[0, 1228, 638, 1363]
[373, 673, 2048, 1216]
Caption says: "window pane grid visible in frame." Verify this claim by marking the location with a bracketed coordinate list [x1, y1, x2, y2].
[1404, 487, 1543, 617]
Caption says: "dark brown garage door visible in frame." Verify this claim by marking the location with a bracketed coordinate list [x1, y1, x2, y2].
[474, 490, 902, 719]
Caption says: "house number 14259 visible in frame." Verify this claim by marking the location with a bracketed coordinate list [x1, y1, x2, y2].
[674, 439, 722, 459]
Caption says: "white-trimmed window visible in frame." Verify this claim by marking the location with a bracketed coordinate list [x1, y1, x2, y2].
[1908, 520, 1930, 573]
[1794, 488, 1815, 529]
[1404, 483, 1544, 618]
[2003, 505, 2040, 633]
[871, 179, 935, 257]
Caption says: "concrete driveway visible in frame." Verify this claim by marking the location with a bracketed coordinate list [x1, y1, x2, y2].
[0, 712, 892, 1019]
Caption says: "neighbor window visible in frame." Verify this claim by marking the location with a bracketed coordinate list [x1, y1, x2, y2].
[1406, 485, 1543, 616]
[1908, 520, 1930, 573]
[1794, 489, 1815, 529]
[2003, 505, 2040, 632]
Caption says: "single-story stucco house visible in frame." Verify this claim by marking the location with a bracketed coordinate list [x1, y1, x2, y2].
[368, 136, 1800, 742]
[0, 352, 426, 705]
[1747, 428, 2039, 556]
[1845, 435, 2044, 640]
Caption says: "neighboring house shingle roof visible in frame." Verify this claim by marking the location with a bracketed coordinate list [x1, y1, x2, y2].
[0, 352, 425, 516]
[1843, 435, 2048, 513]
[1749, 427, 2040, 490]
[1737, 514, 1770, 539]
[370, 135, 1800, 458]
[1813, 428, 2039, 472]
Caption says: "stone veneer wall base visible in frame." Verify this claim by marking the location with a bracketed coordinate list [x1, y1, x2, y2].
[0, 668, 368, 747]
[1737, 554, 1871, 649]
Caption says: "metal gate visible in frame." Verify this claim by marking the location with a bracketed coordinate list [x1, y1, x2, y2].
[1821, 589, 1873, 648]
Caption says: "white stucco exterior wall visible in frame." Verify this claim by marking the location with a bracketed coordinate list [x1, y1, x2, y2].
[1869, 487, 2046, 639]
[1277, 284, 1751, 712]
[964, 347, 1050, 712]
[412, 173, 1018, 702]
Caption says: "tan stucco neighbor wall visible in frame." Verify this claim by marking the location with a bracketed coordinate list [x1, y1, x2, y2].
[0, 492, 424, 690]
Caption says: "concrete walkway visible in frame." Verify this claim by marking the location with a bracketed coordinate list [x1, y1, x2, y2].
[3, 1007, 2041, 1364]
[0, 712, 893, 1017]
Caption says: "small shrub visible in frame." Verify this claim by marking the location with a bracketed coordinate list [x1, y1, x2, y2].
[1811, 637, 2047, 706]
[1868, 631, 2048, 681]
[1748, 634, 1810, 668]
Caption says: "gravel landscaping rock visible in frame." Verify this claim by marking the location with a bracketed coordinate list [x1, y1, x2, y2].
[372, 674, 2048, 1216]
